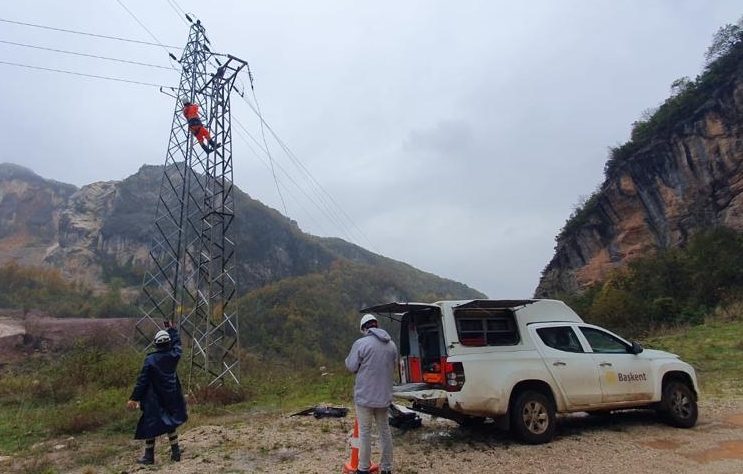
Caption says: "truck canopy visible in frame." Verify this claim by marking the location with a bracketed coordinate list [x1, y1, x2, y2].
[360, 299, 538, 316]
[359, 302, 441, 316]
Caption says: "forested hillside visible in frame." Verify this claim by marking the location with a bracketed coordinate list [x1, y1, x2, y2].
[239, 258, 484, 365]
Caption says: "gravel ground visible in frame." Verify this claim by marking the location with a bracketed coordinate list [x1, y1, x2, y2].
[5, 398, 742, 474]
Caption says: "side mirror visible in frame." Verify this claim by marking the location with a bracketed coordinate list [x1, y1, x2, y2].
[630, 340, 644, 355]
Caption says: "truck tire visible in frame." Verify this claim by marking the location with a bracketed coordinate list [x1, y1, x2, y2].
[658, 380, 697, 428]
[510, 390, 555, 444]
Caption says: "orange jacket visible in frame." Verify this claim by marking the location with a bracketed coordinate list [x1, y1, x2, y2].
[182, 104, 200, 120]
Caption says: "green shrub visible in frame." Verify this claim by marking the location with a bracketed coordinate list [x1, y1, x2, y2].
[570, 227, 743, 336]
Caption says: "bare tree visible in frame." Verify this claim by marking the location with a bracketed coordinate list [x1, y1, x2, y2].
[705, 17, 743, 66]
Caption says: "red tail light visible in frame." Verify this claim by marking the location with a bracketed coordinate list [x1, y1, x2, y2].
[444, 362, 465, 392]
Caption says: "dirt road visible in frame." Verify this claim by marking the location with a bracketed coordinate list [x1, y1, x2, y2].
[6, 397, 740, 474]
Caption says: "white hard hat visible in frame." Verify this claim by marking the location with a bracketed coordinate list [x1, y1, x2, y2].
[359, 313, 377, 330]
[154, 330, 171, 345]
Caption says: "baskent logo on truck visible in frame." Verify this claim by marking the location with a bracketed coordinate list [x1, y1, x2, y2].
[619, 372, 648, 382]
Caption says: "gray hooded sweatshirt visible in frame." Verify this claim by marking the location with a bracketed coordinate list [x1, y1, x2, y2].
[345, 327, 399, 408]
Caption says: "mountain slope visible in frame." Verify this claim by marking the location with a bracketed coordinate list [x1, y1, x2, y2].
[0, 163, 484, 302]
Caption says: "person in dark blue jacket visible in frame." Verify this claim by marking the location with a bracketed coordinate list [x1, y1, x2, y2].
[126, 320, 188, 464]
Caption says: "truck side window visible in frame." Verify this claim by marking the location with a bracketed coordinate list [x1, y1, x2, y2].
[536, 327, 583, 353]
[579, 327, 630, 354]
[455, 309, 519, 346]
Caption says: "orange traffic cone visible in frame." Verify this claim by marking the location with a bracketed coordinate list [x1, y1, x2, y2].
[342, 417, 379, 473]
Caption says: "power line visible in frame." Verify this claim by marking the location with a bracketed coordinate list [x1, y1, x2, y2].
[0, 59, 170, 87]
[0, 39, 173, 70]
[234, 109, 365, 246]
[235, 114, 353, 241]
[250, 85, 288, 216]
[162, 0, 189, 26]
[233, 125, 331, 237]
[0, 17, 182, 49]
[112, 0, 179, 62]
[232, 115, 356, 242]
[238, 94, 377, 251]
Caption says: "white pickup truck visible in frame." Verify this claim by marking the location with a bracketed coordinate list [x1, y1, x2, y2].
[361, 299, 699, 444]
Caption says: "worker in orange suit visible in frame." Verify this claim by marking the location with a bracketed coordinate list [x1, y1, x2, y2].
[181, 99, 219, 154]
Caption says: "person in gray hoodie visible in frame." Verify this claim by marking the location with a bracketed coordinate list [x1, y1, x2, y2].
[345, 313, 399, 474]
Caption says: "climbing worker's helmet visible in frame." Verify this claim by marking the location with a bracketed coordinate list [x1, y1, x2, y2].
[154, 329, 171, 346]
[181, 98, 192, 106]
[359, 313, 377, 331]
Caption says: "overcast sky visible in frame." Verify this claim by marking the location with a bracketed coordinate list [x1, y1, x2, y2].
[1, 1, 741, 299]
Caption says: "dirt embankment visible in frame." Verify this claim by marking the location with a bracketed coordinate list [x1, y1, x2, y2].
[0, 313, 135, 363]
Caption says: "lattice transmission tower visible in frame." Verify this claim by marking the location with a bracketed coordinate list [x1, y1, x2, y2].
[135, 19, 248, 386]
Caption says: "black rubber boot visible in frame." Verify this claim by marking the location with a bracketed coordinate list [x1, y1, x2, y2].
[136, 447, 154, 464]
[171, 443, 181, 462]
[200, 143, 213, 154]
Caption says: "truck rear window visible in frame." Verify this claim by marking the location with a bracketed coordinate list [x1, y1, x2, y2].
[454, 309, 519, 346]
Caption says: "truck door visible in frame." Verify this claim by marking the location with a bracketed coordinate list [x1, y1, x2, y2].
[364, 302, 445, 385]
[412, 317, 447, 385]
[577, 326, 654, 403]
[399, 315, 446, 384]
[400, 314, 422, 383]
[533, 325, 603, 407]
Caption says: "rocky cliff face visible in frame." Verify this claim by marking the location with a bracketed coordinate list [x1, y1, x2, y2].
[536, 71, 743, 297]
[0, 163, 483, 299]
[0, 164, 76, 267]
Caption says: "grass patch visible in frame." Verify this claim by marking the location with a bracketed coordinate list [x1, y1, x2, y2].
[0, 343, 355, 457]
[643, 319, 743, 396]
[231, 354, 355, 413]
[48, 388, 131, 435]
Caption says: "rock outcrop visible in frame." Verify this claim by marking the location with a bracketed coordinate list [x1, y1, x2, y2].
[0, 164, 76, 267]
[536, 61, 743, 297]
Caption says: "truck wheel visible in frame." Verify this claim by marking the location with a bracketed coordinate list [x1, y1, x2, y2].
[510, 390, 555, 444]
[658, 380, 697, 428]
